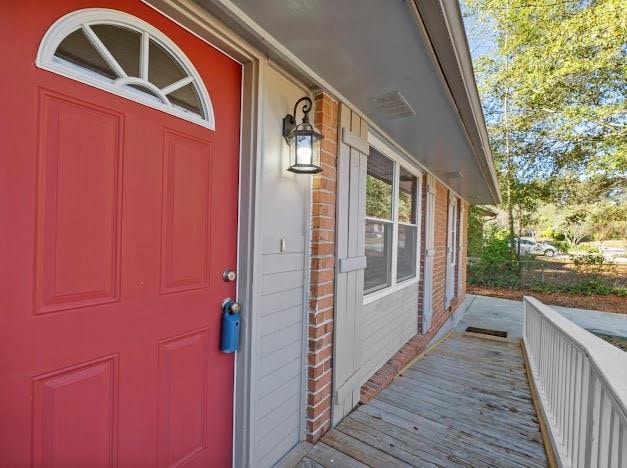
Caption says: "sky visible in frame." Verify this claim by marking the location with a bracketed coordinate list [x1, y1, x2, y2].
[460, 2, 498, 61]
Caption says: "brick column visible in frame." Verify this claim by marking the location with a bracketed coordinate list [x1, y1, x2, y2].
[306, 92, 338, 442]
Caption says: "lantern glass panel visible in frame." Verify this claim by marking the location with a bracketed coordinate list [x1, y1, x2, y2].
[296, 133, 313, 165]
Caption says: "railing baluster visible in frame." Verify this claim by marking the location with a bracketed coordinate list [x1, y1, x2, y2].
[580, 358, 592, 468]
[565, 342, 573, 462]
[609, 410, 619, 468]
[547, 328, 559, 428]
[589, 377, 602, 467]
[619, 420, 626, 468]
[567, 343, 574, 459]
[598, 391, 612, 467]
[570, 350, 581, 466]
[563, 340, 569, 440]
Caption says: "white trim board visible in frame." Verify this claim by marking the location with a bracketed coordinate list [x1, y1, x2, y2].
[141, 1, 266, 466]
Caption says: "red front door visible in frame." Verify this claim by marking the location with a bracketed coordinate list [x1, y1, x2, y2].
[0, 1, 241, 466]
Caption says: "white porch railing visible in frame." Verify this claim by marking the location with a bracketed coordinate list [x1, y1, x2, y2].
[523, 296, 627, 468]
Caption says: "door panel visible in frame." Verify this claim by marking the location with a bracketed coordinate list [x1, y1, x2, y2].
[0, 1, 241, 466]
[157, 330, 208, 468]
[36, 92, 123, 314]
[32, 355, 119, 467]
[161, 130, 213, 294]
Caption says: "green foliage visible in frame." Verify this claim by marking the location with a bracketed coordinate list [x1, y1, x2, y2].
[480, 227, 513, 262]
[572, 253, 614, 276]
[590, 201, 627, 240]
[550, 239, 570, 254]
[558, 206, 594, 246]
[467, 228, 625, 295]
[398, 191, 412, 223]
[468, 227, 521, 287]
[569, 244, 600, 254]
[530, 280, 627, 297]
[465, 0, 626, 183]
[468, 260, 521, 288]
[467, 207, 485, 257]
[462, 0, 627, 238]
[365, 175, 392, 219]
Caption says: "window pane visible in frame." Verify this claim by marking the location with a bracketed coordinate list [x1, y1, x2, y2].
[168, 82, 203, 116]
[398, 167, 417, 224]
[397, 224, 417, 282]
[366, 148, 394, 220]
[149, 39, 187, 89]
[364, 220, 393, 293]
[91, 24, 140, 77]
[125, 83, 161, 100]
[55, 28, 116, 79]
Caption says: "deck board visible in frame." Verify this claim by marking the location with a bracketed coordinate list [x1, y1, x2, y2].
[296, 333, 548, 467]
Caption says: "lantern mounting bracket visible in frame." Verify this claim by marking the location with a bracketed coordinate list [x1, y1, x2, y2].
[282, 96, 313, 141]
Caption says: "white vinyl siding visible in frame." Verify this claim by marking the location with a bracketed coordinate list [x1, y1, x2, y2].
[360, 283, 419, 381]
[250, 66, 309, 467]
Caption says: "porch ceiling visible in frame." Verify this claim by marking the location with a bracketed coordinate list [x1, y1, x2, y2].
[197, 0, 499, 204]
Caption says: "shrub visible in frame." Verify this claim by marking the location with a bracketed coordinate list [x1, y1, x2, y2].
[530, 279, 626, 296]
[468, 227, 521, 288]
[571, 253, 615, 277]
[550, 239, 570, 253]
[481, 227, 514, 262]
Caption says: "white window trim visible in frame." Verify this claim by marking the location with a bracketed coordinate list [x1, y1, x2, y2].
[445, 192, 460, 308]
[364, 132, 423, 305]
[36, 8, 216, 130]
[457, 203, 465, 297]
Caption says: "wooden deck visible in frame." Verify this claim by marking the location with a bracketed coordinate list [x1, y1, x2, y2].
[295, 333, 548, 467]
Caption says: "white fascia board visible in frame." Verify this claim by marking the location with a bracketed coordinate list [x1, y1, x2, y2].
[411, 0, 501, 204]
[436, 0, 501, 203]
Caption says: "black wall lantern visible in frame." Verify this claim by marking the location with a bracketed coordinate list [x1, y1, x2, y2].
[283, 96, 323, 174]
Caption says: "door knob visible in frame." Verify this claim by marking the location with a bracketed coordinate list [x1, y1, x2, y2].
[223, 269, 237, 282]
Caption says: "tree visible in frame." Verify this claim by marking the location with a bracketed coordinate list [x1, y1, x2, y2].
[558, 207, 594, 246]
[366, 176, 392, 219]
[590, 200, 627, 240]
[462, 0, 626, 243]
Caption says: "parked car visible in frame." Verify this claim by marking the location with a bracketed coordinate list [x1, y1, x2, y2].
[512, 238, 558, 257]
[600, 245, 626, 258]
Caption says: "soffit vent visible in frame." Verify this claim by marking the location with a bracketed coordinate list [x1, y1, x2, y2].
[445, 171, 464, 179]
[371, 91, 416, 119]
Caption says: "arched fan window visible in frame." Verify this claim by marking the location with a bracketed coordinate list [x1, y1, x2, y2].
[37, 9, 215, 129]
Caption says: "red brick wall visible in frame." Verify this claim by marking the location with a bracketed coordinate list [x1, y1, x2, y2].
[432, 181, 448, 316]
[307, 92, 338, 442]
[360, 180, 469, 403]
